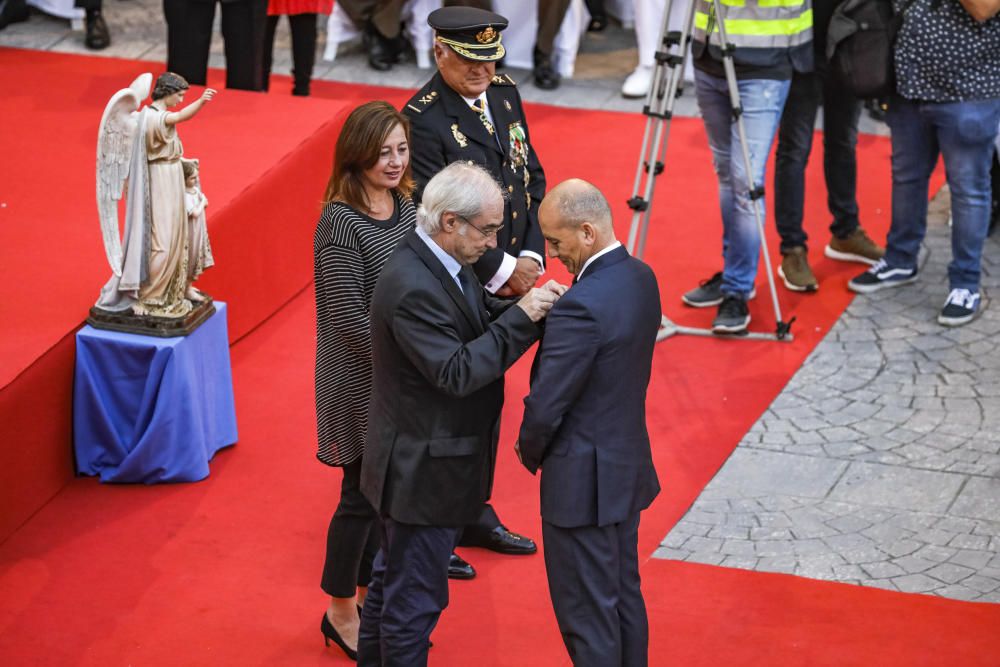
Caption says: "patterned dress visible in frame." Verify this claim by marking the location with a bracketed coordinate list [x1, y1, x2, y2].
[314, 192, 415, 466]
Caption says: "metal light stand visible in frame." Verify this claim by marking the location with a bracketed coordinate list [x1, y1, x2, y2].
[626, 0, 795, 343]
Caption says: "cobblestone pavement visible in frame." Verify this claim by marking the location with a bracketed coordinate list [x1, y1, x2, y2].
[656, 193, 1000, 603]
[7, 0, 992, 602]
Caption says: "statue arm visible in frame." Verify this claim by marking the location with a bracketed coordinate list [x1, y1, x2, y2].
[164, 88, 217, 127]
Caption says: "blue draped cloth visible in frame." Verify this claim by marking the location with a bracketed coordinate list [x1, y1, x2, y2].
[73, 302, 238, 483]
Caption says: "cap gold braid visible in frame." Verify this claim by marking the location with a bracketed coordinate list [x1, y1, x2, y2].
[436, 34, 506, 61]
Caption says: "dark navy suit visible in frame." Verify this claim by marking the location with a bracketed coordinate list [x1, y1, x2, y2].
[518, 244, 661, 667]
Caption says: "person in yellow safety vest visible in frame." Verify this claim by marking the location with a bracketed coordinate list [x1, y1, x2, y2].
[680, 0, 813, 334]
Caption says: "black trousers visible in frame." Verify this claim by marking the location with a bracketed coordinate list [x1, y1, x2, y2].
[262, 13, 317, 94]
[543, 513, 648, 667]
[321, 459, 380, 598]
[358, 518, 456, 666]
[74, 0, 101, 10]
[163, 0, 268, 91]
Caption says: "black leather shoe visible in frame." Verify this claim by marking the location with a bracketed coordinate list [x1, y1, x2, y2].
[479, 526, 537, 555]
[448, 553, 476, 580]
[365, 24, 400, 71]
[533, 50, 560, 90]
[84, 10, 110, 50]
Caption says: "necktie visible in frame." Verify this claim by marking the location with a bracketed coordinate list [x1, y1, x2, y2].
[469, 98, 495, 136]
[458, 270, 481, 323]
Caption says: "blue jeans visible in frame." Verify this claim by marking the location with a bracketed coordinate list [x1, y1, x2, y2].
[695, 69, 790, 297]
[885, 96, 1000, 291]
[774, 66, 863, 253]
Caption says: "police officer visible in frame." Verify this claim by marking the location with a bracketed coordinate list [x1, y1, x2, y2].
[403, 6, 545, 577]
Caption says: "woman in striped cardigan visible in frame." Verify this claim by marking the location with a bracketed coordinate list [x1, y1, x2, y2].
[314, 101, 416, 659]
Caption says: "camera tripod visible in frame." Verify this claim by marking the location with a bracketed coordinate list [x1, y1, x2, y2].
[626, 0, 795, 343]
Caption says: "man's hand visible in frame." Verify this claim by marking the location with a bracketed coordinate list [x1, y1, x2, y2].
[516, 286, 559, 322]
[540, 280, 568, 298]
[498, 257, 542, 297]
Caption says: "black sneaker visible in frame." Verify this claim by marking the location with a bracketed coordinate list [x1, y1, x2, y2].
[683, 272, 757, 308]
[847, 259, 918, 294]
[938, 288, 982, 327]
[712, 295, 750, 334]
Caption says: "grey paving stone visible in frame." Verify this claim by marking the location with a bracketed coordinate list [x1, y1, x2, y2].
[709, 449, 848, 498]
[828, 462, 966, 514]
[950, 477, 1000, 522]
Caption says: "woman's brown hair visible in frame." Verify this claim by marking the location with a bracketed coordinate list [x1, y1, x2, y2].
[322, 101, 415, 210]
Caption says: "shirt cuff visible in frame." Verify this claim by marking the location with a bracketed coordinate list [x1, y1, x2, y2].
[519, 250, 545, 275]
[484, 252, 518, 293]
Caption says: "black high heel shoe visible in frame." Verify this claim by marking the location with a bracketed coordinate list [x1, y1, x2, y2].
[320, 612, 358, 661]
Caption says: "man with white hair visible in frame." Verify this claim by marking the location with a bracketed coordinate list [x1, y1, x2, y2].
[358, 162, 564, 665]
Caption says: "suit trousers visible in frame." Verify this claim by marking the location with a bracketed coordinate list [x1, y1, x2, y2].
[358, 518, 457, 666]
[321, 458, 380, 598]
[262, 13, 317, 94]
[543, 513, 648, 667]
[163, 0, 268, 91]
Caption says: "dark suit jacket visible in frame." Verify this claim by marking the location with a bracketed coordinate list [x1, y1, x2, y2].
[518, 246, 661, 528]
[403, 72, 547, 284]
[361, 230, 542, 526]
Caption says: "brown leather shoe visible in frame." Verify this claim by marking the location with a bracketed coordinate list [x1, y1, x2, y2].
[825, 227, 884, 265]
[778, 246, 818, 292]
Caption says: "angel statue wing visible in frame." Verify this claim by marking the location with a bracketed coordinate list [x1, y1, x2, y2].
[96, 73, 153, 276]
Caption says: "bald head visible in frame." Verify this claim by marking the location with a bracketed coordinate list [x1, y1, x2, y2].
[540, 179, 614, 236]
[539, 179, 617, 276]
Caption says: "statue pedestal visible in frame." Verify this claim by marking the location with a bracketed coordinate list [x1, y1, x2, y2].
[73, 302, 238, 483]
[87, 297, 216, 337]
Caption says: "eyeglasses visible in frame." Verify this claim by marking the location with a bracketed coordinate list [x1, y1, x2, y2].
[455, 215, 504, 239]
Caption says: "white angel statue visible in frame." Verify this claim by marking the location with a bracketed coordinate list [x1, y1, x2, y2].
[94, 72, 217, 317]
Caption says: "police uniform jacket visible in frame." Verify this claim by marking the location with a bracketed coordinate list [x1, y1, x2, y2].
[403, 72, 547, 285]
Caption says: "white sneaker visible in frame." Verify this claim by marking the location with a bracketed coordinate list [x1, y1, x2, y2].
[622, 65, 653, 99]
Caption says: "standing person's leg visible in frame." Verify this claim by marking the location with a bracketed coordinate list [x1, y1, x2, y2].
[820, 67, 883, 264]
[616, 513, 648, 667]
[849, 96, 936, 293]
[359, 518, 455, 665]
[166, 0, 214, 86]
[288, 12, 317, 96]
[320, 459, 378, 655]
[75, 0, 109, 49]
[774, 70, 820, 255]
[533, 0, 571, 90]
[261, 14, 280, 92]
[543, 520, 623, 667]
[220, 0, 268, 90]
[682, 69, 736, 309]
[720, 78, 790, 298]
[773, 70, 821, 292]
[933, 98, 1000, 324]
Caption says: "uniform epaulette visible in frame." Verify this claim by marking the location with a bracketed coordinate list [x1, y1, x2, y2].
[490, 74, 516, 86]
[405, 90, 440, 114]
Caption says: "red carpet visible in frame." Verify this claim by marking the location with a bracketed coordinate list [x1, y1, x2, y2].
[3, 51, 994, 666]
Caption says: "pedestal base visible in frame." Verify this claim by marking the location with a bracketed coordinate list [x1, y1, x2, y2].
[87, 297, 216, 337]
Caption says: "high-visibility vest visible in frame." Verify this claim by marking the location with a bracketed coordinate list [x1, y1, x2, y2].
[692, 0, 814, 73]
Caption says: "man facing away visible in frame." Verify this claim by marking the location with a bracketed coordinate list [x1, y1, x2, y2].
[518, 179, 661, 667]
[358, 161, 564, 666]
